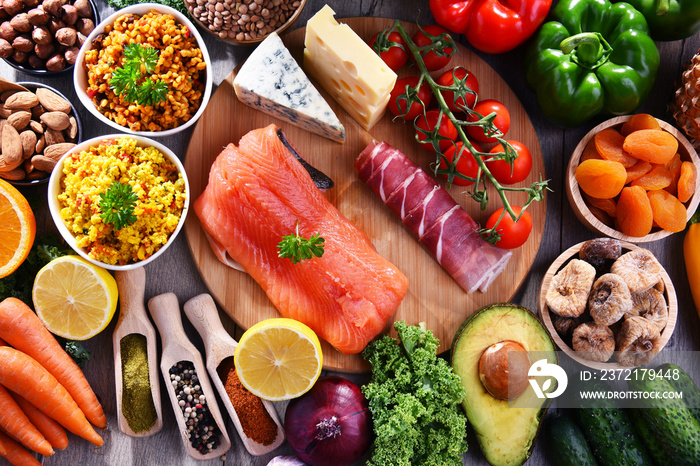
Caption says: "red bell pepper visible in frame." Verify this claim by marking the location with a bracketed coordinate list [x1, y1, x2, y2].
[429, 0, 553, 54]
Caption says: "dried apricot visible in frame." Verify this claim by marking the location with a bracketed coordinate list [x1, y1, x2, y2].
[583, 193, 617, 218]
[678, 161, 697, 203]
[620, 114, 661, 136]
[648, 189, 687, 232]
[617, 186, 653, 237]
[631, 164, 673, 191]
[581, 138, 602, 162]
[623, 129, 678, 164]
[575, 159, 627, 199]
[625, 159, 652, 184]
[664, 153, 682, 195]
[595, 128, 638, 167]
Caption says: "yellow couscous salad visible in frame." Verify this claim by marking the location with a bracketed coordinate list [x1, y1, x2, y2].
[58, 137, 187, 265]
[83, 10, 206, 132]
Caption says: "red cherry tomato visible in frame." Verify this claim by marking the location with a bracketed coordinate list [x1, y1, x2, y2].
[467, 99, 511, 143]
[436, 67, 479, 112]
[369, 31, 408, 72]
[485, 207, 532, 249]
[412, 25, 453, 71]
[486, 141, 533, 185]
[389, 76, 432, 121]
[415, 110, 458, 152]
[439, 141, 484, 186]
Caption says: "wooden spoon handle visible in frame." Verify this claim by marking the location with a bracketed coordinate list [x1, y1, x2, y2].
[183, 294, 236, 354]
[115, 268, 147, 324]
[147, 293, 189, 350]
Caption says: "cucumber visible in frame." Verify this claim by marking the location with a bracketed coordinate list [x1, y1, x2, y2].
[543, 411, 596, 466]
[629, 370, 700, 465]
[626, 408, 672, 466]
[656, 363, 700, 423]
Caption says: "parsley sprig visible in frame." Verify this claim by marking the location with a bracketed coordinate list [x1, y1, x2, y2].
[277, 220, 325, 264]
[99, 182, 138, 230]
[109, 44, 168, 106]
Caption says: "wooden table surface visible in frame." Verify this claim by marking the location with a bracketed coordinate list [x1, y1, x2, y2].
[2, 0, 699, 464]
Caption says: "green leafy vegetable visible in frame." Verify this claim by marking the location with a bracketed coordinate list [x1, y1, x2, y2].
[277, 220, 325, 264]
[99, 182, 138, 230]
[105, 0, 190, 17]
[109, 43, 168, 106]
[57, 338, 91, 369]
[362, 321, 468, 466]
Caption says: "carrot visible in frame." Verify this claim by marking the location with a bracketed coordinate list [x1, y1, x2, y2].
[0, 430, 41, 466]
[0, 346, 103, 447]
[11, 393, 68, 451]
[0, 384, 53, 456]
[0, 298, 106, 428]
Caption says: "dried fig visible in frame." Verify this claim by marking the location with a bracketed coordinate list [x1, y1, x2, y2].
[615, 316, 661, 367]
[588, 273, 633, 326]
[572, 322, 615, 362]
[611, 249, 663, 293]
[553, 315, 582, 339]
[546, 259, 597, 317]
[579, 238, 622, 272]
[627, 288, 668, 332]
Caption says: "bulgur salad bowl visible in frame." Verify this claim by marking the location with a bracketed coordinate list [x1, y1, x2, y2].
[73, 4, 212, 137]
[48, 134, 190, 271]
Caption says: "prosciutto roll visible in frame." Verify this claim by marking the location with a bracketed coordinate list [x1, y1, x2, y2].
[355, 141, 512, 293]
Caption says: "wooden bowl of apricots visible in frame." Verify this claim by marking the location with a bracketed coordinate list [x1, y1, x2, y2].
[566, 114, 700, 243]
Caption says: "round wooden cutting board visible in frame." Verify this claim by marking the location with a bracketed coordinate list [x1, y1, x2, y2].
[184, 18, 546, 372]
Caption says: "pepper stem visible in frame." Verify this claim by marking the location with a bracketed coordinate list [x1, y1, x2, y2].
[560, 32, 612, 70]
[656, 0, 670, 15]
[315, 416, 341, 441]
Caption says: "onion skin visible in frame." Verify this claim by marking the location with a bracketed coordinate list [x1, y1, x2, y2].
[284, 376, 372, 466]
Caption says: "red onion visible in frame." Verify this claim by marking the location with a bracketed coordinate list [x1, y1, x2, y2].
[284, 376, 372, 466]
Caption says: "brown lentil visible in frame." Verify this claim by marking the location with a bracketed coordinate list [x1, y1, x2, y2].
[184, 0, 301, 41]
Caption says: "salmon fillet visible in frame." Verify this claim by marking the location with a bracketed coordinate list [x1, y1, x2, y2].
[194, 125, 408, 354]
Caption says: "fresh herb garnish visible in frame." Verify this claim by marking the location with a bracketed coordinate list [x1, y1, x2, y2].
[277, 220, 325, 264]
[99, 182, 138, 230]
[109, 43, 168, 106]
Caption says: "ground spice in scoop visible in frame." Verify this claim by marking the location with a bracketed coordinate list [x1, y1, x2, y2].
[120, 333, 158, 433]
[219, 358, 277, 445]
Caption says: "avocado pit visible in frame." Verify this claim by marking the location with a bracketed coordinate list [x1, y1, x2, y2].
[478, 340, 531, 400]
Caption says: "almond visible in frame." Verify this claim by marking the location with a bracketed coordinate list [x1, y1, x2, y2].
[29, 120, 43, 134]
[5, 91, 39, 110]
[67, 116, 77, 139]
[31, 154, 56, 172]
[0, 166, 26, 180]
[31, 104, 45, 119]
[40, 111, 70, 131]
[1, 124, 22, 165]
[26, 169, 48, 180]
[0, 104, 11, 118]
[23, 159, 33, 174]
[8, 110, 31, 130]
[44, 127, 64, 146]
[43, 142, 74, 161]
[19, 130, 36, 159]
[35, 134, 45, 153]
[35, 87, 71, 113]
[0, 152, 23, 173]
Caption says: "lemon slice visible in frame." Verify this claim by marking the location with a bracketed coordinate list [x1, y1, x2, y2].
[234, 318, 323, 401]
[32, 256, 118, 340]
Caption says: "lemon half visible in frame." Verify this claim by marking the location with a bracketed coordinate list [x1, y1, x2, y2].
[234, 318, 323, 401]
[32, 256, 118, 340]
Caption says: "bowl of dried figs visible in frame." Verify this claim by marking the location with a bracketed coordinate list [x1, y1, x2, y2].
[0, 0, 98, 74]
[539, 238, 677, 370]
[0, 79, 81, 185]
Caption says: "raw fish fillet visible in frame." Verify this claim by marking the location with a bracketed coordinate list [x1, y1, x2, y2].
[194, 125, 408, 354]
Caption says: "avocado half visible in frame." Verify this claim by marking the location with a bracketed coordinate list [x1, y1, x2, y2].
[451, 303, 557, 466]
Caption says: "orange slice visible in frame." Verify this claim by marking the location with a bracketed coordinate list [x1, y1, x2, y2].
[0, 179, 36, 278]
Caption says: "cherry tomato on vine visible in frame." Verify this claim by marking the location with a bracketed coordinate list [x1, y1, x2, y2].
[369, 31, 409, 72]
[389, 77, 432, 121]
[415, 109, 458, 152]
[412, 25, 453, 71]
[486, 207, 532, 249]
[439, 140, 484, 186]
[486, 141, 532, 185]
[467, 99, 511, 143]
[436, 67, 479, 112]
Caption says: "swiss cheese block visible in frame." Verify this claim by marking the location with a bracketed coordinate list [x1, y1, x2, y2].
[303, 5, 397, 132]
[233, 32, 345, 143]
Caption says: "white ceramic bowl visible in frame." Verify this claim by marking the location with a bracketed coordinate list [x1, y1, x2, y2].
[73, 4, 213, 137]
[48, 135, 190, 271]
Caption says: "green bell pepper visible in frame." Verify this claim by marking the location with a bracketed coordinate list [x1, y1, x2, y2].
[620, 0, 700, 41]
[525, 0, 660, 127]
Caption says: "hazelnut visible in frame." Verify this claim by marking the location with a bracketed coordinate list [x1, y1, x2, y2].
[478, 340, 531, 401]
[74, 16, 91, 35]
[0, 21, 18, 42]
[59, 4, 76, 25]
[31, 25, 51, 44]
[2, 0, 23, 16]
[72, 0, 91, 18]
[63, 44, 77, 64]
[33, 41, 53, 59]
[47, 17, 63, 34]
[11, 49, 28, 63]
[23, 0, 40, 8]
[27, 53, 44, 69]
[0, 10, 8, 20]
[55, 26, 74, 46]
[44, 52, 64, 71]
[27, 8, 50, 25]
[12, 34, 34, 53]
[0, 37, 11, 58]
[75, 30, 84, 46]
[41, 0, 61, 17]
[10, 13, 32, 33]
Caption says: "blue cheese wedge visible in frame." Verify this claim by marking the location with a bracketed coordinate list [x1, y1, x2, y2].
[233, 32, 345, 143]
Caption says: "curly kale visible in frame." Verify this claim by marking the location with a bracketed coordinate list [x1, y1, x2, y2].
[57, 338, 92, 369]
[362, 321, 468, 466]
[105, 0, 190, 17]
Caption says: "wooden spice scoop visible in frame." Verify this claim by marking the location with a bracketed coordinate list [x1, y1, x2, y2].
[183, 294, 286, 456]
[148, 293, 231, 460]
[113, 268, 163, 437]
